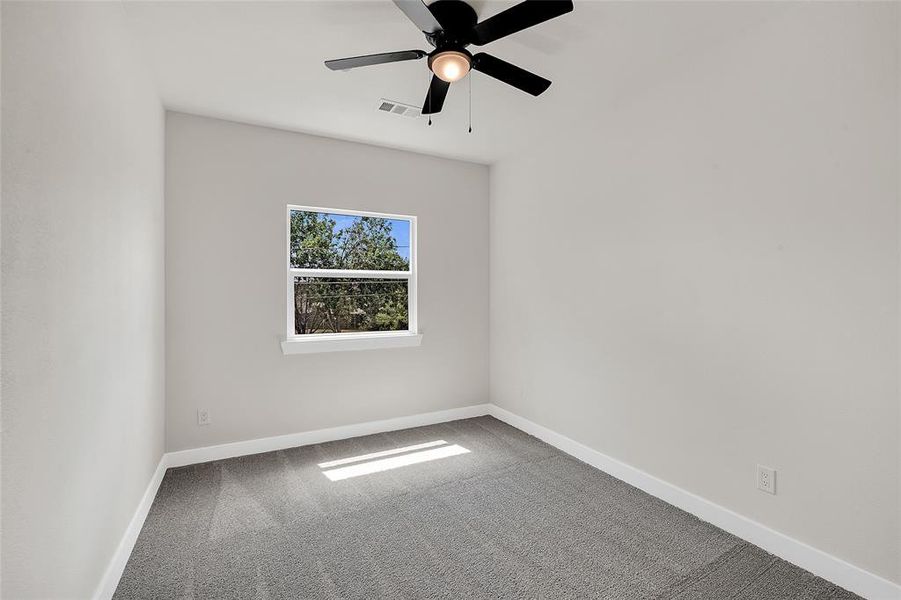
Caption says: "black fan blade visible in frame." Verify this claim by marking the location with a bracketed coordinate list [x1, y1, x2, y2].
[422, 75, 451, 114]
[472, 53, 551, 96]
[471, 0, 573, 46]
[325, 50, 426, 71]
[393, 0, 443, 33]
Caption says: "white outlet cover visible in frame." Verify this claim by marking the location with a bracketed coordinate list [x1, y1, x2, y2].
[757, 464, 776, 495]
[197, 409, 211, 426]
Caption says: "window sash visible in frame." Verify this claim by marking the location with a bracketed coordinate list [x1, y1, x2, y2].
[288, 206, 412, 272]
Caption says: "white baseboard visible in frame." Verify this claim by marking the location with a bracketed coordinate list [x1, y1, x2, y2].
[94, 402, 899, 600]
[165, 403, 492, 468]
[487, 404, 901, 600]
[93, 455, 168, 600]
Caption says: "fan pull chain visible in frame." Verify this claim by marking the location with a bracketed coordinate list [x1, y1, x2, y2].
[468, 72, 472, 133]
[427, 73, 432, 126]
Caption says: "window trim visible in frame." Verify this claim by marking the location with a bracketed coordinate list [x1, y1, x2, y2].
[283, 204, 418, 353]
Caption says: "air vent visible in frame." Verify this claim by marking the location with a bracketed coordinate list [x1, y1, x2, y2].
[376, 98, 422, 118]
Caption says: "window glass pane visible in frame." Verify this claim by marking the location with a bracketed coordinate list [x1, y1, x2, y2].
[290, 210, 410, 270]
[293, 277, 408, 335]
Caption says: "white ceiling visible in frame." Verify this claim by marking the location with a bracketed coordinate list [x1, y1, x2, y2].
[123, 1, 778, 164]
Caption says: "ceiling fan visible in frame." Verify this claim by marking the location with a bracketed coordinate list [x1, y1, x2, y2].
[325, 0, 574, 115]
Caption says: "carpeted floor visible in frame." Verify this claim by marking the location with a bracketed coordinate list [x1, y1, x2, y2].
[114, 416, 860, 599]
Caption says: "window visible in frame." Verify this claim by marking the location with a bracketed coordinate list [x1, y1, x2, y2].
[283, 206, 419, 353]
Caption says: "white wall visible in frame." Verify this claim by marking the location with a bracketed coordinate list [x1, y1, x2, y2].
[490, 2, 900, 586]
[165, 113, 488, 452]
[1, 3, 165, 598]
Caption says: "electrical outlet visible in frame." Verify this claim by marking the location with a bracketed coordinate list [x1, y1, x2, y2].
[197, 409, 211, 426]
[757, 464, 776, 495]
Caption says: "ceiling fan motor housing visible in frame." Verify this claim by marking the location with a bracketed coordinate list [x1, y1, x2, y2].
[424, 0, 479, 48]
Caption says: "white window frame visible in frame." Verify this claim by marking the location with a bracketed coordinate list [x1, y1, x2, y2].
[281, 204, 420, 355]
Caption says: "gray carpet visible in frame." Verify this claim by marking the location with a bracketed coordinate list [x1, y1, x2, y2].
[114, 416, 860, 599]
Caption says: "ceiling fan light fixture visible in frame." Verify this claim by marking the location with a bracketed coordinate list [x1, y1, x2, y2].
[429, 50, 471, 83]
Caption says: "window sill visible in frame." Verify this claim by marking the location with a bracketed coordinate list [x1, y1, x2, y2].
[280, 332, 422, 355]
